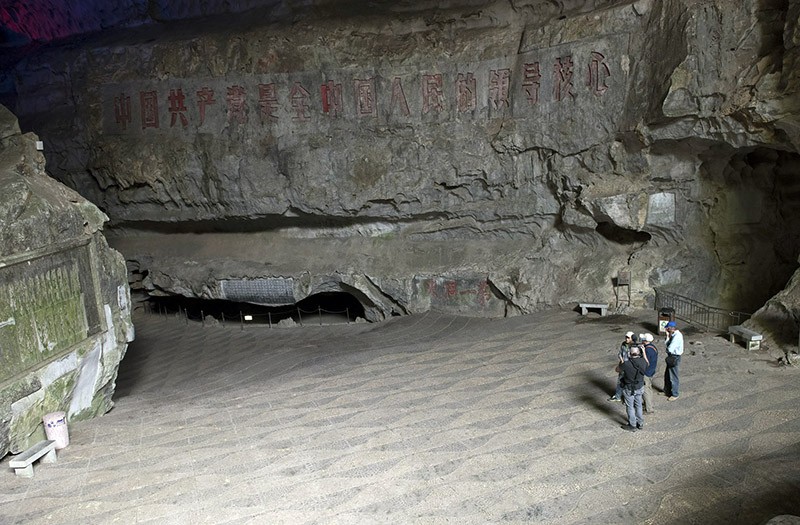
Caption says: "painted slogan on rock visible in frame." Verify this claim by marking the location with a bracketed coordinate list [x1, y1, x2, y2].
[102, 38, 628, 152]
[414, 275, 505, 316]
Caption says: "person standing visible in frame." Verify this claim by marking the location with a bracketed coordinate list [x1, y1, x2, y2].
[619, 344, 647, 431]
[664, 321, 684, 400]
[641, 333, 658, 413]
[609, 331, 634, 402]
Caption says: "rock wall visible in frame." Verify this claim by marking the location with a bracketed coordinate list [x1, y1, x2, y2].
[1, 0, 799, 335]
[0, 104, 133, 457]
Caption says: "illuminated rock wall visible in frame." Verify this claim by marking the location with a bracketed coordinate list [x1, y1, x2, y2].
[1, 0, 799, 329]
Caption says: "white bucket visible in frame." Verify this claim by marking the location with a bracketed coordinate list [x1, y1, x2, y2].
[43, 411, 69, 449]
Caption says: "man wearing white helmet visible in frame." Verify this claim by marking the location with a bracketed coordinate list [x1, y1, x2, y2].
[640, 333, 658, 413]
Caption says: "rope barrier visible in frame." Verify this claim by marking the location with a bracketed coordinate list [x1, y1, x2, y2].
[144, 301, 357, 328]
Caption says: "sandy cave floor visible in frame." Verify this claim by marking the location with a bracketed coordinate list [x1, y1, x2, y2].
[1, 307, 800, 524]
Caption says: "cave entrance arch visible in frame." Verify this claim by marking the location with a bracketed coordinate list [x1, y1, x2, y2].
[295, 291, 366, 324]
[145, 291, 366, 326]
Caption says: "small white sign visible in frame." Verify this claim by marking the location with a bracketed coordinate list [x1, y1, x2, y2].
[117, 285, 129, 311]
[647, 192, 675, 225]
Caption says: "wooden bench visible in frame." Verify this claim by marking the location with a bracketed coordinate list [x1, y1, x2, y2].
[9, 440, 57, 478]
[728, 325, 763, 351]
[579, 303, 609, 316]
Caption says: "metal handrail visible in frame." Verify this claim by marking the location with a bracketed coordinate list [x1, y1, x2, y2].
[654, 288, 751, 332]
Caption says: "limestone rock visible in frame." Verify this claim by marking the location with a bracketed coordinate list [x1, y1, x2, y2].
[0, 105, 133, 458]
[0, 0, 798, 325]
[0, 104, 20, 140]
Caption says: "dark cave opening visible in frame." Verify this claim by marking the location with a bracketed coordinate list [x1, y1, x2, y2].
[143, 291, 367, 326]
[595, 221, 652, 244]
[698, 146, 800, 312]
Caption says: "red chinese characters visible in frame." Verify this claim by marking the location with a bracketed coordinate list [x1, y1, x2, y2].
[489, 68, 511, 109]
[321, 80, 343, 117]
[257, 83, 279, 121]
[422, 74, 445, 114]
[289, 82, 311, 121]
[113, 93, 132, 130]
[424, 277, 495, 308]
[455, 72, 476, 113]
[390, 77, 410, 116]
[522, 62, 542, 105]
[168, 88, 189, 128]
[196, 87, 216, 127]
[553, 56, 576, 102]
[140, 91, 159, 129]
[110, 50, 616, 131]
[226, 85, 248, 124]
[426, 279, 438, 298]
[477, 280, 490, 306]
[354, 78, 377, 118]
[587, 51, 611, 96]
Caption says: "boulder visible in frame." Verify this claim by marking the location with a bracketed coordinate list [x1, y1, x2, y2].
[0, 105, 133, 458]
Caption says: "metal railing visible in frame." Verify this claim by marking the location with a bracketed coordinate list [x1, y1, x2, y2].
[654, 288, 751, 332]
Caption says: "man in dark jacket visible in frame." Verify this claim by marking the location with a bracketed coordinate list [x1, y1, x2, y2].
[641, 333, 658, 413]
[618, 342, 648, 432]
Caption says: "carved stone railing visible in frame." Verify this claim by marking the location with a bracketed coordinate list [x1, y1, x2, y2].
[654, 288, 751, 333]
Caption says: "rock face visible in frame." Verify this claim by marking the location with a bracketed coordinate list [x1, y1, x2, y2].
[0, 104, 134, 457]
[1, 1, 799, 338]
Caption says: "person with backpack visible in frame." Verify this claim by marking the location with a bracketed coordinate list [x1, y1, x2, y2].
[618, 341, 648, 432]
[640, 333, 659, 413]
[609, 331, 635, 402]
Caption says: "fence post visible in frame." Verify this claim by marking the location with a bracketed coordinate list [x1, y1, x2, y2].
[298, 308, 303, 326]
[222, 312, 225, 324]
[346, 308, 350, 324]
[268, 312, 272, 328]
[201, 310, 205, 326]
